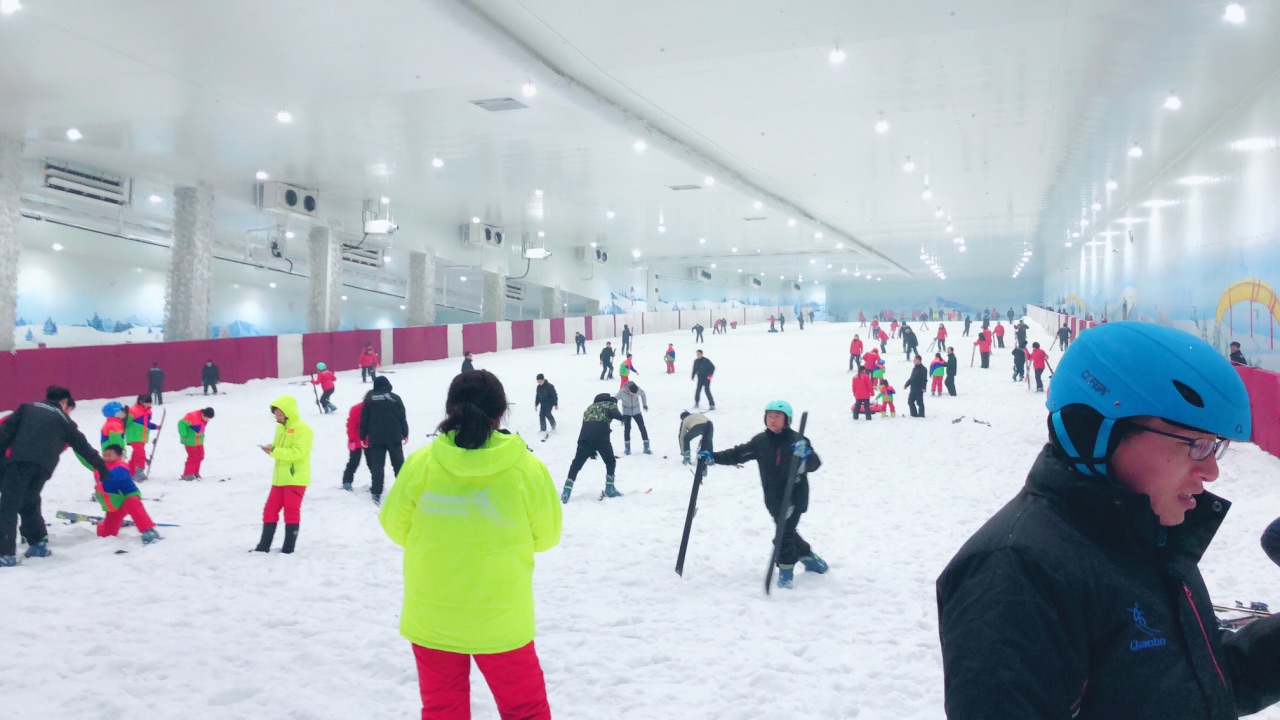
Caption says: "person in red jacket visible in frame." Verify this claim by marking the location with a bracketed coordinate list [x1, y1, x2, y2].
[993, 322, 1006, 349]
[858, 311, 866, 327]
[851, 367, 875, 420]
[1027, 342, 1054, 393]
[870, 318, 880, 340]
[890, 320, 899, 338]
[358, 344, 379, 383]
[863, 348, 880, 376]
[312, 362, 338, 414]
[973, 330, 992, 369]
[849, 335, 864, 372]
[936, 324, 948, 351]
[126, 396, 159, 477]
[877, 327, 889, 353]
[342, 402, 368, 491]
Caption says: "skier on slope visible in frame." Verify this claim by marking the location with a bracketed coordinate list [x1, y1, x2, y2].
[358, 343, 379, 383]
[697, 401, 827, 590]
[92, 444, 162, 545]
[945, 347, 958, 396]
[849, 334, 864, 372]
[903, 355, 928, 418]
[691, 350, 716, 411]
[937, 322, 1280, 718]
[201, 360, 221, 395]
[125, 394, 159, 480]
[678, 411, 713, 466]
[311, 362, 338, 414]
[599, 342, 615, 380]
[177, 407, 214, 481]
[560, 393, 626, 503]
[535, 374, 558, 434]
[361, 376, 409, 506]
[574, 331, 586, 355]
[615, 381, 651, 455]
[621, 324, 632, 355]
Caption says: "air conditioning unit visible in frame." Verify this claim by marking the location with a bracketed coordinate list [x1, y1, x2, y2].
[792, 282, 802, 291]
[577, 247, 609, 264]
[504, 281, 525, 302]
[691, 267, 712, 284]
[42, 159, 131, 207]
[461, 223, 505, 247]
[259, 182, 319, 218]
[744, 276, 762, 288]
[341, 244, 383, 269]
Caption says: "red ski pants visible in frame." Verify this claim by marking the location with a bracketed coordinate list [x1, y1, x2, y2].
[931, 376, 944, 393]
[183, 445, 204, 477]
[262, 485, 307, 524]
[128, 442, 147, 472]
[665, 361, 675, 374]
[97, 495, 155, 536]
[413, 642, 550, 720]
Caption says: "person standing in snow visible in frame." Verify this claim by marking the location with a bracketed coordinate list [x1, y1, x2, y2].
[692, 323, 705, 343]
[993, 322, 1006, 349]
[1014, 320, 1029, 348]
[849, 334, 864, 372]
[177, 407, 214, 481]
[253, 395, 313, 554]
[697, 401, 827, 590]
[342, 401, 368, 493]
[125, 395, 159, 480]
[361, 376, 409, 506]
[620, 324, 632, 355]
[1028, 342, 1053, 393]
[1057, 323, 1073, 350]
[599, 342, 615, 380]
[691, 349, 716, 411]
[851, 366, 874, 421]
[618, 353, 638, 388]
[311, 362, 338, 414]
[903, 355, 928, 418]
[963, 315, 972, 337]
[876, 379, 897, 418]
[974, 330, 992, 369]
[936, 322, 1280, 718]
[945, 347, 958, 396]
[535, 374, 558, 434]
[574, 331, 586, 355]
[664, 344, 676, 374]
[778, 314, 786, 332]
[1012, 343, 1027, 383]
[561, 393, 625, 503]
[461, 351, 475, 374]
[678, 411, 713, 466]
[903, 326, 919, 362]
[148, 362, 165, 405]
[935, 323, 948, 353]
[379, 369, 560, 720]
[201, 360, 221, 395]
[929, 354, 947, 396]
[358, 343, 379, 383]
[616, 381, 651, 455]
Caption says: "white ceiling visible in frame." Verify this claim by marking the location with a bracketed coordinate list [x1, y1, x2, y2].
[1, 0, 1276, 286]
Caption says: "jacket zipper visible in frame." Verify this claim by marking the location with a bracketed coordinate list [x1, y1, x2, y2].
[1183, 583, 1227, 687]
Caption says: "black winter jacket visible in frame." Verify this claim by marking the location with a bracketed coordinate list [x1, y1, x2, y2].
[937, 445, 1280, 719]
[945, 353, 957, 377]
[202, 363, 221, 384]
[576, 399, 623, 443]
[903, 364, 928, 395]
[711, 427, 820, 516]
[599, 347, 614, 365]
[535, 382, 558, 410]
[0, 401, 109, 479]
[148, 367, 165, 390]
[360, 385, 409, 446]
[692, 356, 715, 380]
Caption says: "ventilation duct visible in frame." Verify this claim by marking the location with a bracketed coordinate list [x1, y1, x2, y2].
[42, 159, 131, 207]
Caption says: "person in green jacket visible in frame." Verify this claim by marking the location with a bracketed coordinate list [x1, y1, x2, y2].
[380, 369, 561, 720]
[253, 395, 312, 554]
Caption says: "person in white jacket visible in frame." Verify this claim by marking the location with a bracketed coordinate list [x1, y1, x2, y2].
[615, 382, 651, 455]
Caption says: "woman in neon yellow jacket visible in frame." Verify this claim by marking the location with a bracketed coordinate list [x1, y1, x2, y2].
[252, 394, 312, 554]
[380, 370, 561, 719]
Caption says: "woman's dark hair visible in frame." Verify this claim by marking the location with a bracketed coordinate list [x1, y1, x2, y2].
[437, 370, 508, 449]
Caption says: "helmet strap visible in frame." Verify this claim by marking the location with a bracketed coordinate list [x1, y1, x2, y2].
[1050, 411, 1117, 477]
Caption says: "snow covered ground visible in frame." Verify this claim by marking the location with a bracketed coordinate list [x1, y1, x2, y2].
[4, 319, 1279, 719]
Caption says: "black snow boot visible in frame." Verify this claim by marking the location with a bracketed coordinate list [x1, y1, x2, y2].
[254, 522, 277, 552]
[281, 523, 300, 554]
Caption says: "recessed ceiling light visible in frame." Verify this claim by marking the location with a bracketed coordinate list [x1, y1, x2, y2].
[1065, 242, 1073, 247]
[710, 263, 716, 268]
[958, 246, 967, 252]
[537, 230, 546, 238]
[269, 282, 277, 288]
[945, 224, 954, 233]
[835, 242, 844, 250]
[1176, 175, 1222, 186]
[875, 113, 889, 134]
[432, 157, 444, 168]
[1224, 3, 1246, 24]
[276, 110, 293, 124]
[632, 249, 642, 259]
[1229, 137, 1278, 152]
[829, 46, 846, 65]
[606, 209, 615, 219]
[737, 268, 743, 273]
[148, 193, 162, 203]
[0, 0, 22, 16]
[521, 81, 537, 97]
[1080, 219, 1089, 227]
[256, 171, 269, 181]
[383, 256, 392, 264]
[590, 241, 598, 248]
[471, 216, 481, 224]
[460, 276, 467, 282]
[703, 176, 715, 186]
[903, 157, 915, 172]
[1107, 178, 1119, 190]
[698, 237, 706, 244]
[814, 231, 823, 239]
[922, 187, 933, 200]
[731, 247, 738, 253]
[633, 139, 647, 153]
[380, 196, 390, 204]
[1141, 198, 1179, 209]
[51, 243, 63, 252]
[753, 200, 763, 210]
[1092, 201, 1102, 210]
[399, 305, 406, 310]
[65, 128, 82, 141]
[341, 295, 348, 301]
[787, 218, 797, 227]
[1128, 142, 1144, 158]
[1164, 92, 1182, 111]
[534, 189, 543, 197]
[657, 225, 666, 233]
[285, 231, 295, 239]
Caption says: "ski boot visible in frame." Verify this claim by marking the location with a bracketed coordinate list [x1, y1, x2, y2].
[603, 475, 623, 498]
[800, 554, 830, 574]
[135, 468, 148, 482]
[693, 402, 700, 409]
[708, 404, 716, 411]
[681, 452, 691, 466]
[371, 494, 381, 507]
[560, 480, 574, 504]
[342, 482, 353, 492]
[0, 555, 16, 567]
[24, 540, 51, 559]
[181, 475, 197, 482]
[879, 411, 887, 418]
[281, 524, 299, 554]
[253, 522, 277, 552]
[890, 411, 896, 418]
[776, 565, 795, 589]
[624, 442, 631, 456]
[643, 441, 652, 455]
[141, 528, 163, 545]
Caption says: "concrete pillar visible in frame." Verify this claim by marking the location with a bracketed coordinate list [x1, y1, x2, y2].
[306, 226, 341, 332]
[0, 136, 21, 352]
[481, 272, 505, 322]
[406, 248, 437, 326]
[540, 286, 563, 319]
[163, 182, 215, 341]
[586, 298, 601, 316]
[645, 269, 661, 308]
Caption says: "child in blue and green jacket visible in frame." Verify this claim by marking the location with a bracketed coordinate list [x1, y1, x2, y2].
[929, 354, 947, 396]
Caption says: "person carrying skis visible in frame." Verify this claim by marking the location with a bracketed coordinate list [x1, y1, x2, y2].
[903, 355, 928, 418]
[697, 401, 827, 590]
[851, 366, 875, 421]
[253, 395, 313, 554]
[93, 444, 162, 544]
[937, 322, 1280, 718]
[1057, 323, 1073, 350]
[599, 342, 615, 380]
[535, 374, 558, 434]
[361, 376, 409, 506]
[945, 347, 958, 396]
[0, 386, 111, 567]
[201, 359, 221, 395]
[148, 362, 165, 405]
[125, 395, 159, 480]
[561, 393, 625, 503]
[678, 411, 713, 465]
[358, 343, 379, 383]
[691, 349, 716, 411]
[849, 334, 864, 372]
[664, 344, 676, 374]
[974, 330, 992, 369]
[621, 324, 632, 354]
[1028, 341, 1053, 392]
[876, 379, 897, 418]
[177, 407, 214, 481]
[311, 362, 338, 414]
[616, 381, 651, 455]
[342, 401, 368, 493]
[379, 370, 560, 720]
[1012, 343, 1027, 383]
[574, 331, 586, 355]
[929, 354, 946, 396]
[618, 353, 638, 388]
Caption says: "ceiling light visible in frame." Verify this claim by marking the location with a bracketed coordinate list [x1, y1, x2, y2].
[945, 224, 954, 233]
[814, 231, 823, 239]
[1092, 201, 1102, 210]
[148, 193, 162, 203]
[1223, 3, 1246, 24]
[1141, 198, 1179, 208]
[829, 46, 846, 65]
[606, 209, 615, 219]
[875, 113, 889, 134]
[1107, 178, 1119, 190]
[634, 139, 647, 153]
[710, 263, 716, 268]
[1128, 142, 1143, 158]
[523, 247, 552, 260]
[276, 110, 293, 124]
[703, 176, 715, 186]
[65, 128, 82, 141]
[753, 200, 763, 210]
[1065, 242, 1073, 247]
[269, 282, 277, 289]
[341, 295, 348, 301]
[51, 243, 63, 252]
[827, 263, 833, 268]
[903, 157, 915, 172]
[383, 255, 392, 264]
[380, 196, 390, 204]
[810, 258, 817, 264]
[256, 171, 269, 181]
[787, 218, 797, 227]
[1071, 232, 1080, 238]
[1164, 92, 1182, 111]
[920, 252, 928, 260]
[432, 157, 444, 168]
[737, 268, 743, 273]
[835, 242, 844, 249]
[590, 241, 598, 248]
[958, 246, 967, 253]
[1080, 219, 1089, 227]
[953, 236, 962, 244]
[841, 268, 847, 273]
[0, 0, 21, 15]
[534, 189, 543, 197]
[657, 225, 666, 233]
[1176, 175, 1222, 186]
[731, 247, 738, 253]
[922, 187, 933, 200]
[471, 216, 481, 224]
[537, 230, 546, 238]
[285, 231, 295, 239]
[780, 275, 785, 279]
[460, 276, 467, 282]
[1229, 137, 1278, 152]
[934, 207, 944, 218]
[877, 277, 881, 281]
[521, 81, 537, 98]
[399, 305, 406, 310]
[698, 237, 706, 244]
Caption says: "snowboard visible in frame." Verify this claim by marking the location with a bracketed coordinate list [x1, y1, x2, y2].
[765, 411, 809, 595]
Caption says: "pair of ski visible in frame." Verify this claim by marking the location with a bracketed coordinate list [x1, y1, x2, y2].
[951, 416, 992, 426]
[674, 411, 809, 597]
[56, 510, 180, 528]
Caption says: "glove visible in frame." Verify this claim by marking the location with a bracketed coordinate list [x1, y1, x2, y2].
[792, 440, 811, 459]
[706, 375, 712, 381]
[347, 441, 359, 452]
[362, 440, 370, 449]
[643, 406, 648, 411]
[681, 452, 691, 466]
[697, 450, 715, 463]
[402, 437, 408, 445]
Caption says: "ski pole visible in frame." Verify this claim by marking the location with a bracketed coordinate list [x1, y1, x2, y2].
[146, 408, 166, 475]
[970, 346, 976, 368]
[310, 376, 323, 412]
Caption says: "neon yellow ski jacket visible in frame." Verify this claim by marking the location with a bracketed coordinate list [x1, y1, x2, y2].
[268, 395, 312, 487]
[380, 430, 562, 654]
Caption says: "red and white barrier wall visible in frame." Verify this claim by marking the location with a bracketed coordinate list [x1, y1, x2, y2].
[0, 306, 781, 409]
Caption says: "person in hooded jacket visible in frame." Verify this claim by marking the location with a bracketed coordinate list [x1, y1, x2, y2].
[358, 343, 379, 383]
[561, 393, 625, 503]
[849, 335, 864, 372]
[360, 376, 409, 506]
[974, 330, 992, 369]
[178, 407, 214, 480]
[615, 381, 651, 456]
[253, 395, 313, 554]
[125, 395, 159, 480]
[201, 360, 221, 395]
[698, 401, 826, 590]
[380, 369, 560, 720]
[936, 322, 1280, 719]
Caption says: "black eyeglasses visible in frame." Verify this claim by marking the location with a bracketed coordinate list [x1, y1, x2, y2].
[1129, 424, 1230, 461]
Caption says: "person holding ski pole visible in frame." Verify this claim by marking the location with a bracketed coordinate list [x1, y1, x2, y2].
[178, 407, 215, 481]
[125, 394, 159, 480]
[311, 362, 338, 414]
[697, 401, 826, 590]
[1028, 341, 1054, 393]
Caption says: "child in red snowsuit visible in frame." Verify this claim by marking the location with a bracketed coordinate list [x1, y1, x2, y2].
[312, 363, 338, 413]
[96, 445, 161, 543]
[125, 396, 159, 479]
[358, 345, 379, 383]
[877, 379, 896, 418]
[178, 408, 214, 480]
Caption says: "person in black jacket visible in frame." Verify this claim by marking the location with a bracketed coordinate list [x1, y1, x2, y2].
[535, 374, 558, 433]
[202, 360, 221, 395]
[936, 322, 1280, 719]
[620, 324, 632, 354]
[962, 315, 972, 337]
[599, 342, 615, 380]
[1263, 516, 1280, 568]
[574, 331, 586, 355]
[0, 386, 110, 566]
[699, 400, 826, 590]
[902, 326, 919, 362]
[691, 350, 715, 410]
[692, 323, 704, 343]
[1057, 323, 1073, 350]
[902, 355, 928, 418]
[460, 351, 475, 374]
[1229, 341, 1247, 366]
[359, 376, 409, 505]
[944, 347, 958, 396]
[561, 393, 625, 503]
[148, 362, 165, 405]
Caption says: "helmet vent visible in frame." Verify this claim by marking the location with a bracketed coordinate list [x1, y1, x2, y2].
[1171, 380, 1205, 408]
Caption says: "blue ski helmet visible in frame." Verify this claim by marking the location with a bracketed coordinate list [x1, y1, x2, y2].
[1046, 322, 1250, 477]
[764, 400, 793, 425]
[316, 362, 327, 371]
[102, 401, 124, 418]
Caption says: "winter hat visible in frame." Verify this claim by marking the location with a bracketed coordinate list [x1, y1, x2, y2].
[593, 392, 615, 404]
[373, 376, 392, 392]
[680, 411, 690, 420]
[102, 401, 124, 418]
[536, 373, 545, 381]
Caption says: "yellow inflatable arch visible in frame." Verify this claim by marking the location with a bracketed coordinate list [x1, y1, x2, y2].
[1215, 279, 1280, 328]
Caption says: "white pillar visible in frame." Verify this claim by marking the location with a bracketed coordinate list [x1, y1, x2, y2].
[646, 268, 661, 308]
[406, 248, 437, 326]
[481, 272, 505, 322]
[540, 285, 563, 319]
[0, 136, 21, 352]
[306, 226, 341, 332]
[164, 182, 215, 341]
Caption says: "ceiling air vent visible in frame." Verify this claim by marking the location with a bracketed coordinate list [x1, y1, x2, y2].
[341, 244, 383, 269]
[667, 184, 702, 191]
[470, 97, 529, 112]
[42, 159, 131, 207]
[742, 216, 768, 222]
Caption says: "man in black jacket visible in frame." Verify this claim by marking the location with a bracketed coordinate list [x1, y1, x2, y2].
[359, 376, 409, 505]
[902, 326, 919, 362]
[202, 360, 221, 395]
[620, 324, 632, 354]
[1057, 323, 1073, 350]
[0, 386, 110, 566]
[148, 362, 165, 405]
[535, 373, 558, 433]
[691, 349, 715, 411]
[699, 400, 826, 590]
[944, 347, 958, 396]
[902, 355, 928, 418]
[561, 393, 625, 503]
[962, 315, 971, 337]
[1229, 341, 1247, 366]
[937, 322, 1280, 719]
[460, 351, 475, 374]
[574, 331, 586, 355]
[599, 342, 615, 380]
[692, 323, 704, 343]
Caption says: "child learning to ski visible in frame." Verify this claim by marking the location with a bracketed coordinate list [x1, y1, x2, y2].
[664, 344, 676, 374]
[178, 407, 214, 481]
[311, 362, 338, 413]
[253, 395, 314, 553]
[618, 353, 639, 388]
[561, 393, 625, 503]
[125, 395, 159, 481]
[929, 353, 947, 396]
[877, 379, 897, 418]
[94, 444, 162, 544]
